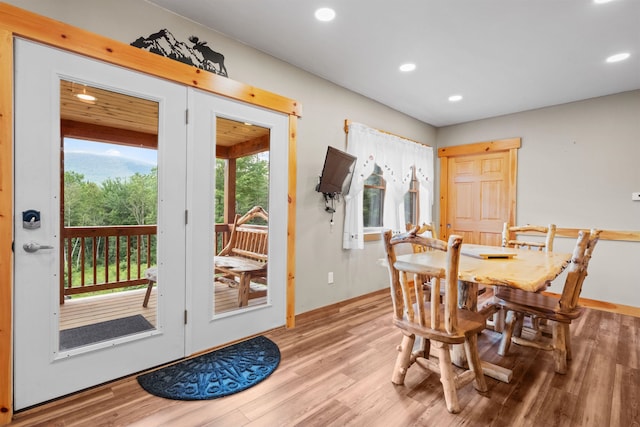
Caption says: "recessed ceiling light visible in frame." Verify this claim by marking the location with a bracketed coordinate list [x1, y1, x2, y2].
[76, 92, 96, 104]
[606, 52, 630, 63]
[399, 63, 416, 72]
[315, 8, 336, 22]
[448, 95, 463, 102]
[594, 0, 614, 4]
[76, 93, 95, 101]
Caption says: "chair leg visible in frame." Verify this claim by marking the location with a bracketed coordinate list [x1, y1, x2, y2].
[564, 323, 573, 361]
[464, 333, 487, 392]
[513, 312, 525, 338]
[493, 306, 505, 333]
[392, 333, 415, 385]
[433, 341, 460, 414]
[416, 336, 430, 359]
[552, 321, 568, 374]
[498, 310, 516, 356]
[529, 316, 543, 340]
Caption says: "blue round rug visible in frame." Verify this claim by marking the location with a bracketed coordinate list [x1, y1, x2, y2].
[137, 335, 280, 400]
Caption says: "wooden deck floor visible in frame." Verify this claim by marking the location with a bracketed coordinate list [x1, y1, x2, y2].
[10, 289, 639, 426]
[60, 282, 267, 330]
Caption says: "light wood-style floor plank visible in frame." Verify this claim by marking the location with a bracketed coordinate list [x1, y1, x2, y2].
[9, 289, 639, 427]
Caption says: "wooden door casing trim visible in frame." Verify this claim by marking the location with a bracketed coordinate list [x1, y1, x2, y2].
[437, 138, 521, 158]
[438, 138, 521, 241]
[0, 27, 14, 425]
[0, 3, 300, 422]
[286, 118, 297, 328]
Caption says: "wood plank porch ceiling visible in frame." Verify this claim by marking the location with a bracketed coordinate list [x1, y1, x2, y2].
[60, 80, 269, 150]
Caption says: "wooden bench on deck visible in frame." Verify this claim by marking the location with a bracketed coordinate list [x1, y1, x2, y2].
[215, 206, 269, 307]
[142, 206, 269, 308]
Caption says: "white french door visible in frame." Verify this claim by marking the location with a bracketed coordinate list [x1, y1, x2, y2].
[14, 39, 289, 410]
[186, 88, 288, 354]
[13, 39, 187, 409]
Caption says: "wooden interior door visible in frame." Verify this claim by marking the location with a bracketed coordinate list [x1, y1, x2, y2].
[439, 139, 520, 245]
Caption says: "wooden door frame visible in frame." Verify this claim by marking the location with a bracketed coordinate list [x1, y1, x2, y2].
[437, 138, 521, 240]
[0, 3, 301, 422]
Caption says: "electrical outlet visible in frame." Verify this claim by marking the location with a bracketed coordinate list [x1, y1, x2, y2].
[328, 272, 334, 284]
[632, 192, 640, 201]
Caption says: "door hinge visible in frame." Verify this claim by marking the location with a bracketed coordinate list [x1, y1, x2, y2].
[184, 310, 188, 324]
[185, 109, 189, 124]
[185, 209, 189, 225]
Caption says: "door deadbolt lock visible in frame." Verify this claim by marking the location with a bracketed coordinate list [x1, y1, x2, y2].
[22, 210, 41, 229]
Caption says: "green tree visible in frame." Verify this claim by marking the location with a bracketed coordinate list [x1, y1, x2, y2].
[215, 159, 226, 223]
[63, 171, 105, 226]
[235, 154, 269, 216]
[64, 171, 84, 226]
[215, 154, 269, 223]
[126, 169, 157, 225]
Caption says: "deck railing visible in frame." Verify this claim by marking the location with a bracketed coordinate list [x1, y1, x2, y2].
[61, 224, 233, 303]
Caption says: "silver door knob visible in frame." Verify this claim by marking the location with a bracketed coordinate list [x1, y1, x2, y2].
[23, 241, 54, 253]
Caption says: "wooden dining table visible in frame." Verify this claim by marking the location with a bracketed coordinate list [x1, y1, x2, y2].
[394, 243, 573, 383]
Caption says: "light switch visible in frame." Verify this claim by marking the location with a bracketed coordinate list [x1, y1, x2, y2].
[632, 192, 640, 201]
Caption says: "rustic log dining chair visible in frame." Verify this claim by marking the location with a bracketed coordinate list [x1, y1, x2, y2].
[382, 228, 487, 414]
[487, 222, 558, 331]
[495, 229, 600, 374]
[405, 222, 487, 302]
[502, 222, 557, 252]
[405, 222, 438, 247]
[405, 222, 440, 301]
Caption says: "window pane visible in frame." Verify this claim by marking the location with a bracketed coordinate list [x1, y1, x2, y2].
[214, 118, 270, 315]
[59, 79, 159, 349]
[364, 174, 384, 187]
[364, 187, 384, 227]
[404, 191, 416, 225]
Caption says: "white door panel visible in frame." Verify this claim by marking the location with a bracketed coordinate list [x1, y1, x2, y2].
[14, 39, 187, 409]
[187, 89, 288, 354]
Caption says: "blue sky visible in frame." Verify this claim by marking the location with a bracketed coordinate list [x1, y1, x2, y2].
[64, 138, 157, 165]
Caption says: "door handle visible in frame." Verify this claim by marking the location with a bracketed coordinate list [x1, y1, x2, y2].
[23, 241, 54, 253]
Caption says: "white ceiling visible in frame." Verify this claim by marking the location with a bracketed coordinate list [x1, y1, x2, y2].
[148, 0, 640, 127]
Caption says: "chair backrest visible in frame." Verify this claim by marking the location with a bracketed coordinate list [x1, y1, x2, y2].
[559, 229, 600, 311]
[383, 227, 463, 334]
[405, 222, 438, 253]
[502, 222, 556, 252]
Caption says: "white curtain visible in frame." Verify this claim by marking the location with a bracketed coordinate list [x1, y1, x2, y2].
[343, 122, 434, 249]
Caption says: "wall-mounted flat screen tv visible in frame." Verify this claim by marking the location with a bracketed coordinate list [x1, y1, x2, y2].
[316, 146, 357, 196]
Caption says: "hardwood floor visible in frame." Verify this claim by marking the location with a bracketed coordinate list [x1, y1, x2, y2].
[10, 290, 639, 426]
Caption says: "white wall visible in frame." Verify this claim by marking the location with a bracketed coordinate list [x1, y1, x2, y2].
[9, 0, 437, 314]
[436, 90, 640, 307]
[10, 0, 637, 309]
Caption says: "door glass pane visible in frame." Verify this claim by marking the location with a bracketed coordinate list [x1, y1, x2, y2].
[59, 79, 159, 350]
[214, 118, 269, 314]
